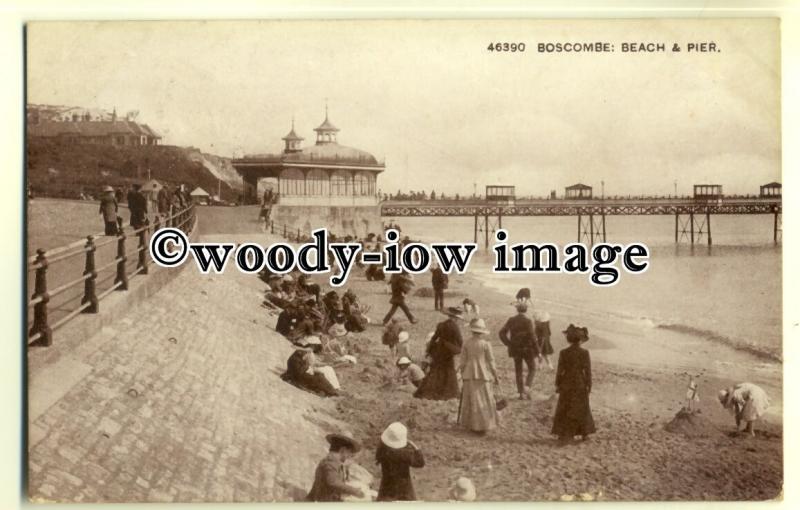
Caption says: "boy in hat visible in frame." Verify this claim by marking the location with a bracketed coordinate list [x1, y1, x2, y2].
[307, 433, 365, 501]
[396, 357, 425, 388]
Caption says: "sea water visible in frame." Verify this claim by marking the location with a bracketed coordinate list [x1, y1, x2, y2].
[394, 214, 782, 360]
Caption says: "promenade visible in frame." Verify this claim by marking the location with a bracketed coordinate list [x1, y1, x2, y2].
[27, 231, 343, 503]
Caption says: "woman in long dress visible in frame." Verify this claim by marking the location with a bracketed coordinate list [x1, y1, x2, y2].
[718, 382, 770, 436]
[552, 324, 596, 444]
[457, 318, 500, 434]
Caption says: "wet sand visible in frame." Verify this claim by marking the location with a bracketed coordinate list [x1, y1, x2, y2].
[305, 267, 783, 501]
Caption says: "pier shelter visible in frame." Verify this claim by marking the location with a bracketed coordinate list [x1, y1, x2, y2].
[232, 112, 385, 236]
[760, 182, 781, 198]
[693, 184, 723, 199]
[565, 183, 593, 199]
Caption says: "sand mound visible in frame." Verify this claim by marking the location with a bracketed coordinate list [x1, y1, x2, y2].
[664, 409, 721, 438]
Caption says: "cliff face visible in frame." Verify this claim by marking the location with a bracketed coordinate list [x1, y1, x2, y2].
[26, 138, 241, 201]
[182, 148, 242, 191]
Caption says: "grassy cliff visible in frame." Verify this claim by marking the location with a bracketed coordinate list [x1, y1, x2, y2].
[26, 138, 241, 201]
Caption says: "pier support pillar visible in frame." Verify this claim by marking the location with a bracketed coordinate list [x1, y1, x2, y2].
[706, 211, 712, 246]
[690, 213, 695, 244]
[675, 213, 679, 243]
[473, 214, 478, 244]
[577, 214, 582, 244]
[589, 213, 594, 244]
[774, 211, 781, 243]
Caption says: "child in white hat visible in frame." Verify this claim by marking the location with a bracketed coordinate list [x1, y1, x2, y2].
[375, 422, 425, 501]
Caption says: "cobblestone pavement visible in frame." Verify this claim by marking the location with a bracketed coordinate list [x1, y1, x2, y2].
[27, 235, 345, 503]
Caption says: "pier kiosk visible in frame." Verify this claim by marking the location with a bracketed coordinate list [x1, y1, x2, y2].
[233, 112, 384, 237]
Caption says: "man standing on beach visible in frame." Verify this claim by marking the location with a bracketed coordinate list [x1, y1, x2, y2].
[499, 304, 539, 400]
[431, 263, 448, 311]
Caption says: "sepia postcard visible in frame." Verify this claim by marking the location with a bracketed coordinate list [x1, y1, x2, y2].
[24, 19, 782, 503]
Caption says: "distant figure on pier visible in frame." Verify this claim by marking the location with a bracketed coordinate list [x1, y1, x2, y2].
[552, 324, 595, 445]
[414, 307, 464, 401]
[498, 303, 539, 400]
[382, 272, 417, 325]
[431, 263, 448, 311]
[718, 382, 770, 437]
[98, 185, 119, 235]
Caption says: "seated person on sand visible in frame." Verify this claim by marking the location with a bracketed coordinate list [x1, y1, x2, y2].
[306, 433, 365, 501]
[382, 319, 406, 359]
[343, 289, 370, 332]
[718, 382, 770, 437]
[396, 357, 425, 388]
[281, 336, 341, 397]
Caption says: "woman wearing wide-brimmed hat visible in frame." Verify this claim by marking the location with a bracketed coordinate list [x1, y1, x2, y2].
[307, 432, 365, 501]
[375, 422, 425, 501]
[414, 307, 465, 401]
[280, 336, 339, 397]
[718, 382, 771, 437]
[98, 185, 119, 235]
[457, 318, 500, 434]
[551, 324, 595, 444]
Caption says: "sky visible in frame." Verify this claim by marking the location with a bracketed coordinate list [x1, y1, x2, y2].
[26, 19, 780, 196]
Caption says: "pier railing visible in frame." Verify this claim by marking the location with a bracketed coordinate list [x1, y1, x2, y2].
[26, 204, 197, 347]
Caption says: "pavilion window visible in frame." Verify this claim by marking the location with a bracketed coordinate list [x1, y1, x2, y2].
[307, 169, 329, 196]
[280, 168, 304, 196]
[354, 172, 370, 196]
[331, 171, 350, 196]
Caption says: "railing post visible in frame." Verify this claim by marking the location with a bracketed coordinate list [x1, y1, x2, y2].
[297, 228, 300, 241]
[168, 205, 173, 228]
[138, 227, 149, 275]
[29, 249, 52, 346]
[270, 220, 274, 234]
[154, 214, 162, 232]
[115, 230, 129, 291]
[283, 224, 287, 238]
[81, 236, 99, 313]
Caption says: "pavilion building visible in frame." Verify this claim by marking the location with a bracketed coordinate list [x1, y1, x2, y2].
[232, 111, 385, 236]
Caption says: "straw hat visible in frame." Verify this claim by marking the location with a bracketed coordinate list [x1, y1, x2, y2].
[398, 331, 410, 344]
[396, 356, 412, 367]
[448, 477, 476, 502]
[380, 422, 408, 449]
[534, 310, 551, 322]
[469, 318, 490, 335]
[443, 307, 465, 320]
[325, 432, 361, 452]
[102, 185, 114, 192]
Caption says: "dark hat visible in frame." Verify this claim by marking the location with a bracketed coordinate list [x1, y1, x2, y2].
[325, 432, 361, 452]
[562, 324, 589, 343]
[443, 307, 465, 320]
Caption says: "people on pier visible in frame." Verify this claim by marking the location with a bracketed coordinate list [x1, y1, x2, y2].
[307, 433, 365, 502]
[98, 185, 119, 235]
[382, 272, 417, 325]
[718, 382, 771, 437]
[431, 263, 448, 311]
[375, 422, 425, 501]
[457, 318, 500, 435]
[414, 307, 464, 401]
[552, 324, 595, 445]
[396, 357, 425, 388]
[498, 303, 539, 400]
[533, 309, 554, 370]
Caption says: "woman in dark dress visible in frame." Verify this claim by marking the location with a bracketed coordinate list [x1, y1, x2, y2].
[413, 307, 464, 401]
[375, 422, 425, 501]
[552, 324, 596, 444]
[280, 337, 339, 397]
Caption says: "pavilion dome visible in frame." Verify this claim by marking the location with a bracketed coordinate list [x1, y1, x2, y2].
[284, 142, 379, 165]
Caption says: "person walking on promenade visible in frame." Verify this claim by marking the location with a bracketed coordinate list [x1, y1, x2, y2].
[431, 263, 448, 311]
[127, 183, 148, 230]
[307, 433, 365, 501]
[375, 422, 425, 501]
[414, 307, 464, 401]
[98, 185, 119, 235]
[552, 324, 595, 445]
[382, 272, 418, 325]
[718, 382, 771, 437]
[533, 309, 555, 370]
[498, 304, 539, 400]
[457, 318, 500, 435]
[157, 183, 172, 217]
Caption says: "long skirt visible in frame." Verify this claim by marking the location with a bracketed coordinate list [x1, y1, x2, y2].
[540, 335, 554, 356]
[551, 387, 596, 437]
[414, 360, 459, 401]
[458, 379, 498, 432]
[314, 366, 341, 390]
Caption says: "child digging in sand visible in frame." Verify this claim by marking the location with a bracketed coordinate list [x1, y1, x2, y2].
[718, 382, 770, 437]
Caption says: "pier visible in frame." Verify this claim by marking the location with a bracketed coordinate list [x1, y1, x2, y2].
[380, 196, 782, 247]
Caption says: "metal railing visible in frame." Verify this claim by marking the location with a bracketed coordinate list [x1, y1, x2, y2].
[27, 204, 197, 347]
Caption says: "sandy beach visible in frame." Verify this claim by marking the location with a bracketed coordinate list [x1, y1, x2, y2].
[279, 260, 783, 501]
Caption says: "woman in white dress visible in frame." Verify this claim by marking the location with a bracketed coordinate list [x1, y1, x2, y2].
[718, 382, 770, 436]
[457, 318, 500, 435]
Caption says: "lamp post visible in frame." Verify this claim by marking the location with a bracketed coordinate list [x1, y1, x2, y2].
[674, 180, 677, 197]
[601, 180, 605, 200]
